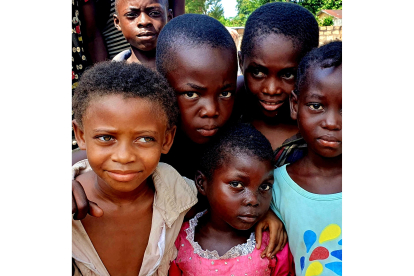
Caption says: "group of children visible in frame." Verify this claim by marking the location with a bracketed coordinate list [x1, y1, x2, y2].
[71, 1, 342, 275]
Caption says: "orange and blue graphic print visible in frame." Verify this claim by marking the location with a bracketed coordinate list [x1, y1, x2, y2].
[300, 224, 342, 275]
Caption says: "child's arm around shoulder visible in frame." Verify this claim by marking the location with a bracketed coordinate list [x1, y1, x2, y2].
[255, 209, 287, 259]
[72, 159, 103, 220]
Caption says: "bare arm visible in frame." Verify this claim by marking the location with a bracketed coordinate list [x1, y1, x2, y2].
[170, 0, 185, 17]
[81, 0, 108, 63]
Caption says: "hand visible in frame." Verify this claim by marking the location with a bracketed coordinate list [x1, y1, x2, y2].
[255, 209, 287, 259]
[72, 179, 103, 219]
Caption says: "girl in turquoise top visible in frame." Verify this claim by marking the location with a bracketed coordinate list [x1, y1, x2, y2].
[271, 41, 342, 276]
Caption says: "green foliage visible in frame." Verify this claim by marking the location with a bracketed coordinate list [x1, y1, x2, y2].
[293, 0, 342, 16]
[185, 0, 224, 20]
[315, 15, 333, 26]
[322, 16, 334, 26]
[185, 0, 341, 27]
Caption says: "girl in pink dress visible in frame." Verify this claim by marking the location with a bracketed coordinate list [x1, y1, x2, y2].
[169, 123, 295, 276]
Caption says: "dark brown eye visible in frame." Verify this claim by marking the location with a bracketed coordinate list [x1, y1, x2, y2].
[260, 184, 271, 191]
[252, 68, 265, 78]
[229, 181, 243, 188]
[220, 91, 232, 98]
[184, 92, 199, 99]
[309, 103, 323, 110]
[98, 135, 113, 142]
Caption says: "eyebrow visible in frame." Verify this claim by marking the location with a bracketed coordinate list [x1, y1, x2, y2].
[92, 129, 159, 135]
[186, 83, 207, 91]
[126, 4, 163, 11]
[306, 93, 325, 100]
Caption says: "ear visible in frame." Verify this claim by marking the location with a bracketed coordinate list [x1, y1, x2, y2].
[114, 14, 121, 31]
[160, 125, 176, 154]
[167, 8, 173, 21]
[195, 170, 208, 196]
[238, 51, 244, 74]
[290, 90, 299, 120]
[72, 120, 87, 150]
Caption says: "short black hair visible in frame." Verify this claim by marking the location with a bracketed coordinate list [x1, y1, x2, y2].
[295, 41, 342, 96]
[115, 0, 169, 15]
[241, 2, 319, 61]
[73, 61, 179, 130]
[156, 13, 237, 76]
[198, 123, 274, 181]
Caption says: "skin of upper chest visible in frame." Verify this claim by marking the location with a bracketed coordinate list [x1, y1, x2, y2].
[77, 171, 155, 276]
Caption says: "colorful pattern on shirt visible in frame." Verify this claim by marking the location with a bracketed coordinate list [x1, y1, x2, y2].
[270, 165, 342, 276]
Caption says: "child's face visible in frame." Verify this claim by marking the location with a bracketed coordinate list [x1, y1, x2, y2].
[73, 95, 175, 192]
[291, 65, 342, 158]
[166, 46, 238, 144]
[114, 0, 171, 52]
[240, 34, 301, 118]
[197, 154, 274, 231]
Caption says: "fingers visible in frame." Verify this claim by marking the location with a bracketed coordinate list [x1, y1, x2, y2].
[281, 231, 287, 250]
[265, 229, 276, 259]
[255, 223, 264, 250]
[261, 245, 268, 259]
[72, 193, 77, 214]
[72, 180, 89, 220]
[88, 201, 104, 218]
[271, 230, 284, 256]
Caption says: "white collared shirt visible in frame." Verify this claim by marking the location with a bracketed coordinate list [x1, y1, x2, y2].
[72, 160, 198, 276]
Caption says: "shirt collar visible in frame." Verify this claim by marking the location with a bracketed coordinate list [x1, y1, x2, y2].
[72, 159, 198, 228]
[152, 162, 198, 228]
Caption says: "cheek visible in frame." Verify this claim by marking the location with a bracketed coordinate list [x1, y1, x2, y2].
[218, 101, 234, 123]
[297, 115, 317, 136]
[85, 146, 110, 172]
[177, 101, 196, 123]
[209, 186, 237, 209]
[260, 192, 272, 208]
[245, 76, 261, 95]
[284, 82, 295, 94]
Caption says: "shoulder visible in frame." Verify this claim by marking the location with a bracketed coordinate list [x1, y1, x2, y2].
[174, 221, 190, 248]
[274, 165, 288, 181]
[112, 49, 131, 61]
[154, 162, 197, 197]
[152, 163, 198, 227]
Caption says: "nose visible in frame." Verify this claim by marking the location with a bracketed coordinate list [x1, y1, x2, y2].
[244, 190, 259, 207]
[322, 109, 341, 130]
[137, 13, 152, 28]
[262, 77, 282, 96]
[112, 142, 136, 164]
[199, 97, 219, 118]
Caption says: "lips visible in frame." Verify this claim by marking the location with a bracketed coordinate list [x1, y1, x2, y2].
[258, 99, 285, 111]
[238, 214, 259, 223]
[137, 32, 156, 40]
[106, 170, 140, 182]
[197, 126, 219, 137]
[317, 135, 341, 148]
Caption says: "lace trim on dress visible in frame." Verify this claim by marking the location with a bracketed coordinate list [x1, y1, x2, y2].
[185, 210, 256, 260]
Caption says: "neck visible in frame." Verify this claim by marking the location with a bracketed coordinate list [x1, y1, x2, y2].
[128, 47, 156, 70]
[199, 210, 251, 239]
[94, 174, 155, 205]
[303, 150, 342, 173]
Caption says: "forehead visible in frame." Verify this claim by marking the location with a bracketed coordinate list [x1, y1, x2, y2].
[216, 152, 273, 177]
[301, 65, 342, 99]
[116, 0, 167, 10]
[166, 45, 237, 86]
[84, 94, 167, 130]
[248, 34, 301, 65]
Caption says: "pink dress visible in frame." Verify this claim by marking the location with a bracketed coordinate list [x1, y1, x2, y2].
[169, 211, 295, 276]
